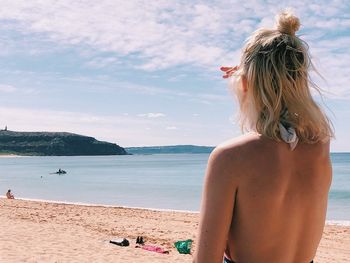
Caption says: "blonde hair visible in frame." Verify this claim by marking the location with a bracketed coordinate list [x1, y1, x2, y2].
[234, 10, 333, 143]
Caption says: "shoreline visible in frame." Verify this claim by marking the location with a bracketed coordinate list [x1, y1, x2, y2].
[0, 196, 199, 214]
[1, 196, 348, 226]
[0, 154, 20, 157]
[1, 198, 349, 262]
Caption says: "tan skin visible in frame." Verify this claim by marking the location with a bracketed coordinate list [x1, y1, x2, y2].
[6, 190, 14, 199]
[193, 67, 332, 263]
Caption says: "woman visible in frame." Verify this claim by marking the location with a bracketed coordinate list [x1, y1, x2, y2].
[194, 11, 333, 263]
[6, 189, 15, 199]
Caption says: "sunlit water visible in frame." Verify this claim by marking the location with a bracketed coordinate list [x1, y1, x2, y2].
[0, 153, 349, 220]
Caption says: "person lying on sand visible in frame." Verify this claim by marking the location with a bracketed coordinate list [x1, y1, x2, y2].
[194, 10, 333, 263]
[6, 189, 14, 199]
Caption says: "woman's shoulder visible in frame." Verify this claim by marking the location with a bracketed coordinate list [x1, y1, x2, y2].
[209, 133, 267, 168]
[212, 133, 331, 167]
[214, 132, 266, 155]
[204, 133, 271, 185]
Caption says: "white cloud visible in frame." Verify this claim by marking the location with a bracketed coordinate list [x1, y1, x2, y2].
[137, 113, 166, 118]
[166, 126, 177, 130]
[0, 1, 280, 71]
[308, 36, 350, 99]
[0, 0, 347, 98]
[85, 57, 119, 68]
[0, 84, 16, 93]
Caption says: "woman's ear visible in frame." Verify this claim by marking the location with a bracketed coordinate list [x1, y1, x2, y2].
[241, 75, 248, 93]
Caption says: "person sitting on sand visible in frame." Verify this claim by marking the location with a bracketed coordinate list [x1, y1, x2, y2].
[6, 189, 14, 199]
[194, 10, 333, 263]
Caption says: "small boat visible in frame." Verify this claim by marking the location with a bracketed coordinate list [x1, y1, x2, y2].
[51, 169, 67, 175]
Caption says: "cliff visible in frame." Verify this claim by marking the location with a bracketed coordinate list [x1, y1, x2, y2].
[0, 130, 127, 156]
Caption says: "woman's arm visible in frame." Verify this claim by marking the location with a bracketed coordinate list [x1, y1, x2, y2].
[193, 147, 238, 263]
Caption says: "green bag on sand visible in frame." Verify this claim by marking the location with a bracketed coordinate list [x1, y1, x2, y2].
[174, 239, 193, 254]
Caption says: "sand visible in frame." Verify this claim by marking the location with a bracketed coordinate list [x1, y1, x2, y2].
[0, 154, 20, 158]
[0, 198, 349, 262]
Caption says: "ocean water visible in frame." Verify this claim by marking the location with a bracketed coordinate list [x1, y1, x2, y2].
[0, 153, 349, 220]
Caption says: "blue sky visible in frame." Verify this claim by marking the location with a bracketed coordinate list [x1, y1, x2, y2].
[0, 0, 349, 151]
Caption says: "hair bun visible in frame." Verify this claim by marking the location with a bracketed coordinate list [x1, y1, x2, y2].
[276, 10, 300, 36]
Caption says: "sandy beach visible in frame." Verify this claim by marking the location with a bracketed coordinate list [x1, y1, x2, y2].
[0, 154, 20, 158]
[0, 198, 349, 262]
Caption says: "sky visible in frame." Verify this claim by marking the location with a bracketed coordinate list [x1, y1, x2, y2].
[0, 0, 349, 151]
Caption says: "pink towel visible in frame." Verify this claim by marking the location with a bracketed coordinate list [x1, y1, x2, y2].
[141, 245, 169, 254]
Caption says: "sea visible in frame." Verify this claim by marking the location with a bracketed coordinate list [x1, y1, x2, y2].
[0, 153, 349, 222]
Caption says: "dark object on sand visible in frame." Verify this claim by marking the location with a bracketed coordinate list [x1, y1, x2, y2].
[136, 236, 145, 245]
[110, 238, 130, 246]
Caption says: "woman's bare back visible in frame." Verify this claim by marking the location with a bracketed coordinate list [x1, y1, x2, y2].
[224, 133, 332, 262]
[192, 10, 336, 263]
